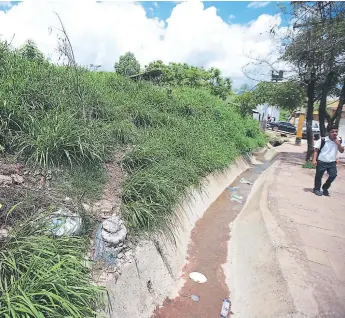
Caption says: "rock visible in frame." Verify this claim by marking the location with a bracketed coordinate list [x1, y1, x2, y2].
[101, 215, 127, 246]
[102, 227, 127, 246]
[50, 207, 82, 236]
[93, 199, 113, 213]
[103, 215, 123, 233]
[63, 197, 72, 203]
[117, 252, 124, 259]
[0, 174, 12, 186]
[82, 203, 91, 212]
[0, 228, 9, 240]
[124, 250, 132, 258]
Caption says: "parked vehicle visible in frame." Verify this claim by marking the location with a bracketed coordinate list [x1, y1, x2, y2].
[302, 121, 320, 139]
[267, 121, 297, 134]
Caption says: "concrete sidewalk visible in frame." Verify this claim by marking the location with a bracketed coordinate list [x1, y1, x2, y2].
[228, 141, 345, 318]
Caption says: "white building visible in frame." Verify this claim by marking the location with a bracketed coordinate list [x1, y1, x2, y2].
[252, 104, 280, 122]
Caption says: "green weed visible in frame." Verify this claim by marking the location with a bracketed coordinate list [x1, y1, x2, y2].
[302, 161, 315, 169]
[0, 211, 105, 318]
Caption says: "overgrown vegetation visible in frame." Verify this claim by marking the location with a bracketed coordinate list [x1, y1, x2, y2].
[0, 209, 104, 317]
[1, 42, 266, 231]
[1, 37, 266, 316]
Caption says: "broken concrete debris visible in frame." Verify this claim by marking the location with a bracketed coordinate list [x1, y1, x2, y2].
[11, 174, 24, 184]
[101, 215, 127, 246]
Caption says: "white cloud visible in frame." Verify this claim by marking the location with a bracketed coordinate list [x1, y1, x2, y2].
[153, 2, 158, 8]
[0, 0, 285, 88]
[247, 2, 270, 9]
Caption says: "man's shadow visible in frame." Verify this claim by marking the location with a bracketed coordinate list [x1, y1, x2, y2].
[303, 188, 314, 193]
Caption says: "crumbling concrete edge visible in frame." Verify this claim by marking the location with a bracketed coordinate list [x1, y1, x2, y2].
[102, 156, 252, 318]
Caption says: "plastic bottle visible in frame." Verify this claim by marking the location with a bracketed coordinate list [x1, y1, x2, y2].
[220, 299, 230, 317]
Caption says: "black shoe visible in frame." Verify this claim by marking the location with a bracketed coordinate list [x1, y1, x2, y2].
[322, 189, 329, 196]
[313, 189, 323, 196]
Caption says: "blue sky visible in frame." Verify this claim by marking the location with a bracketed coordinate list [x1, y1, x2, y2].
[1, 1, 284, 22]
[141, 1, 283, 24]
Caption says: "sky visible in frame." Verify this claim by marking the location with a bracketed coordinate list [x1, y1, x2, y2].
[0, 0, 290, 88]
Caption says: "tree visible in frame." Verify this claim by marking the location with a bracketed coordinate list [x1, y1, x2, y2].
[114, 52, 140, 77]
[242, 2, 345, 160]
[232, 80, 305, 119]
[145, 61, 232, 100]
[231, 91, 256, 117]
[19, 39, 44, 62]
[255, 81, 305, 113]
[283, 1, 345, 159]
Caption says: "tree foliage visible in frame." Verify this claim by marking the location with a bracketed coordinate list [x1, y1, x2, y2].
[145, 60, 232, 99]
[19, 40, 44, 62]
[282, 1, 345, 158]
[232, 80, 305, 118]
[114, 51, 140, 77]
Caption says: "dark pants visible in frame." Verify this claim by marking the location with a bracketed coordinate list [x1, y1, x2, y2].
[314, 160, 337, 191]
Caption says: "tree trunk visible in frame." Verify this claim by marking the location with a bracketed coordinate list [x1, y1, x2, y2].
[318, 72, 334, 137]
[306, 77, 316, 161]
[332, 77, 345, 127]
[319, 95, 327, 137]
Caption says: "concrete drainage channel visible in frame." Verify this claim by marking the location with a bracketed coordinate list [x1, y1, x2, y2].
[96, 146, 278, 318]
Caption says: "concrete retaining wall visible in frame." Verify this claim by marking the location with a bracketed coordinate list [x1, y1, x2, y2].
[103, 158, 250, 318]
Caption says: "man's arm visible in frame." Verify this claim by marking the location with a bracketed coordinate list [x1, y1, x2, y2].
[312, 149, 319, 166]
[335, 138, 344, 153]
[312, 139, 321, 166]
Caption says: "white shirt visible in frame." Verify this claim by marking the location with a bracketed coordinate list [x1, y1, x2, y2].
[314, 136, 343, 163]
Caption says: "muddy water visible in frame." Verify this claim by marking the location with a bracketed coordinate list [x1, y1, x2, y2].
[152, 158, 276, 318]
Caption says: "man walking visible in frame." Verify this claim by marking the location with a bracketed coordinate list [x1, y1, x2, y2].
[313, 125, 344, 196]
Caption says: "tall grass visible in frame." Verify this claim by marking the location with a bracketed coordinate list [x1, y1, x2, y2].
[0, 46, 266, 232]
[0, 211, 105, 318]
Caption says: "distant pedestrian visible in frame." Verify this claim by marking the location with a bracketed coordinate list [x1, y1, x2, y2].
[312, 125, 344, 196]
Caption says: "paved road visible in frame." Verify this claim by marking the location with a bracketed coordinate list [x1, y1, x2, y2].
[229, 142, 345, 318]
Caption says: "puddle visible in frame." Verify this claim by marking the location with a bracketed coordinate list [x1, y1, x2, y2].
[152, 156, 277, 318]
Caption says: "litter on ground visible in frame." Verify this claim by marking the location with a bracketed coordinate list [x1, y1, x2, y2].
[227, 186, 239, 191]
[191, 294, 200, 302]
[189, 272, 207, 283]
[231, 195, 242, 203]
[240, 178, 252, 185]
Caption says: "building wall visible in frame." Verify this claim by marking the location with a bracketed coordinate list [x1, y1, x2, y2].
[255, 104, 280, 122]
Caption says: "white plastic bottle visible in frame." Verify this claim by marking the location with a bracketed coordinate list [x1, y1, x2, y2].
[220, 299, 230, 317]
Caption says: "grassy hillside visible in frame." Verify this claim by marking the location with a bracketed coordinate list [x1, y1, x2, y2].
[1, 49, 265, 231]
[0, 45, 265, 315]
